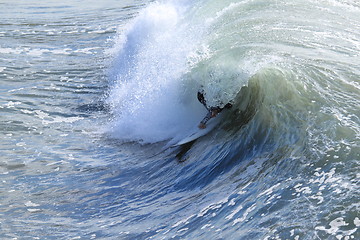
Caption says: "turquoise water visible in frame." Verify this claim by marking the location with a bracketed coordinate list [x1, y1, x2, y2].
[1, 0, 359, 239]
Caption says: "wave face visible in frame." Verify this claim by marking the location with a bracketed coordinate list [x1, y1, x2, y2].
[105, 0, 360, 238]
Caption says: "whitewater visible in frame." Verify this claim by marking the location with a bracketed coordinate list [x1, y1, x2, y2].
[0, 0, 359, 239]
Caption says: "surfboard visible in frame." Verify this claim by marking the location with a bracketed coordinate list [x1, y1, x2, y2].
[172, 128, 212, 146]
[171, 117, 220, 147]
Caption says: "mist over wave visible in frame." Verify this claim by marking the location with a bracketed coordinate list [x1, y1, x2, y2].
[105, 1, 198, 143]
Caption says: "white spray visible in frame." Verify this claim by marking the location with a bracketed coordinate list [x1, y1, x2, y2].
[106, 1, 207, 143]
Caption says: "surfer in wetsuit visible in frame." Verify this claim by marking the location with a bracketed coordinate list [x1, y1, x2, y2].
[197, 91, 233, 129]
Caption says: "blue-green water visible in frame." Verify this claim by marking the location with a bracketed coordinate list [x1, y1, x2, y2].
[1, 0, 359, 239]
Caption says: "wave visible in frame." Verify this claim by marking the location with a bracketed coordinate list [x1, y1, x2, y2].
[101, 0, 359, 238]
[104, 0, 268, 144]
[105, 0, 359, 144]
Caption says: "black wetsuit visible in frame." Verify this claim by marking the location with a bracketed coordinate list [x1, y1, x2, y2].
[197, 91, 232, 126]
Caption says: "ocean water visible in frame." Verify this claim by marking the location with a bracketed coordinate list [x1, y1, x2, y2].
[1, 0, 359, 239]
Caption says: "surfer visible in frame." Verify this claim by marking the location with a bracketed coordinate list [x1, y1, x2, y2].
[197, 91, 232, 129]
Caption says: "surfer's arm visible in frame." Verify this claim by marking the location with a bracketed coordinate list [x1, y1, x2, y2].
[198, 106, 225, 129]
[198, 111, 212, 129]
